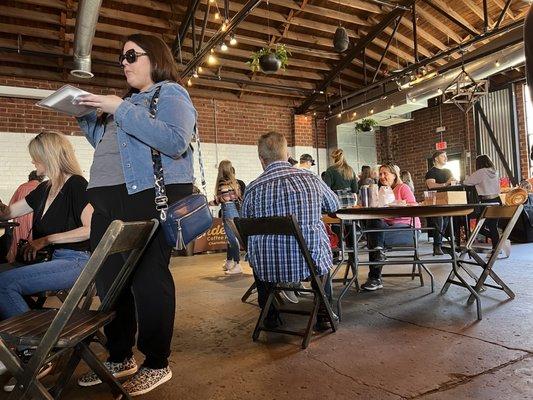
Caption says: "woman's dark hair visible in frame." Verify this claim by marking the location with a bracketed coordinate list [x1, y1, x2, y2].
[123, 34, 179, 84]
[360, 165, 371, 181]
[475, 154, 495, 170]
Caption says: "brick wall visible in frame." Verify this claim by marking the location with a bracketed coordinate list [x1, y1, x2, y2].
[379, 82, 530, 199]
[0, 75, 325, 148]
[0, 75, 327, 201]
[377, 103, 476, 199]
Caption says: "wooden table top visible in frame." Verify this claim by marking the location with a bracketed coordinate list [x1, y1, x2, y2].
[334, 204, 477, 220]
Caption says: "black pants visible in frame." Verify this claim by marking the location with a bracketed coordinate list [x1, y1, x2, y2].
[479, 197, 503, 249]
[428, 216, 449, 246]
[88, 183, 192, 369]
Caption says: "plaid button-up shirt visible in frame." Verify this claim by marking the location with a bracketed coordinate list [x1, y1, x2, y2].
[241, 161, 340, 283]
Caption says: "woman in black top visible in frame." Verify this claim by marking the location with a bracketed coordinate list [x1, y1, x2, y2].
[0, 131, 92, 320]
[322, 148, 358, 208]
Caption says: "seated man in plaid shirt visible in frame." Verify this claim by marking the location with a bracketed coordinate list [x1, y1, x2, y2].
[241, 131, 340, 329]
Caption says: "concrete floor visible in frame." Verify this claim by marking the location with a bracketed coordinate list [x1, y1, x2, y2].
[1, 241, 532, 399]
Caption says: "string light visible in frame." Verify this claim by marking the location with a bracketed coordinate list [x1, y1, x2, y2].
[495, 60, 501, 67]
[437, 88, 443, 95]
[369, 109, 374, 114]
[187, 78, 192, 87]
[214, 12, 220, 20]
[352, 111, 357, 117]
[229, 35, 237, 45]
[207, 54, 217, 65]
[221, 22, 227, 31]
[337, 112, 342, 118]
[390, 104, 395, 109]
[220, 43, 228, 52]
[193, 69, 199, 78]
[198, 66, 203, 73]
[209, 0, 215, 3]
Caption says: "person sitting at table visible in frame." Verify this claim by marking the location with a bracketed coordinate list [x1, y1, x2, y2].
[5, 171, 44, 263]
[401, 170, 415, 194]
[358, 165, 375, 188]
[425, 150, 456, 256]
[296, 153, 315, 171]
[362, 164, 420, 291]
[464, 154, 510, 257]
[0, 131, 92, 380]
[241, 131, 340, 330]
[322, 149, 358, 208]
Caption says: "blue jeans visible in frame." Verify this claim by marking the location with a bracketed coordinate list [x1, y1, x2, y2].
[0, 248, 90, 319]
[221, 202, 241, 262]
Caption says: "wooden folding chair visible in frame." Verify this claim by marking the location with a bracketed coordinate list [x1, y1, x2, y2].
[441, 205, 523, 319]
[234, 215, 338, 349]
[0, 219, 158, 400]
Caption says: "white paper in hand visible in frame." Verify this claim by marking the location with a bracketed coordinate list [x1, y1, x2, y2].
[36, 85, 95, 117]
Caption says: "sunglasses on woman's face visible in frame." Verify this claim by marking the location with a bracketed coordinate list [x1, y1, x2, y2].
[119, 49, 147, 66]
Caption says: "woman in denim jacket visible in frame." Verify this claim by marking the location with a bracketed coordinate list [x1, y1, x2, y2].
[75, 34, 196, 395]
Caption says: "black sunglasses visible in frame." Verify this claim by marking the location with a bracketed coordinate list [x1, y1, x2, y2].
[119, 49, 148, 66]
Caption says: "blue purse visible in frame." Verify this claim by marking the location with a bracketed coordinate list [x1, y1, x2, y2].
[150, 86, 213, 250]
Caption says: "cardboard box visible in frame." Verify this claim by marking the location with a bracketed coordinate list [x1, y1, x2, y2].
[435, 191, 467, 205]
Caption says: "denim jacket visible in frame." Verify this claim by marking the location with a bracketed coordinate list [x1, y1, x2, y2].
[77, 80, 197, 195]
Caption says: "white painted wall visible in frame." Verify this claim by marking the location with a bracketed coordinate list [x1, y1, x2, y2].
[0, 132, 329, 204]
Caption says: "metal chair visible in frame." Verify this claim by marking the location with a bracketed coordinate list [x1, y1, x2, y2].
[0, 219, 158, 400]
[441, 205, 523, 320]
[234, 215, 338, 349]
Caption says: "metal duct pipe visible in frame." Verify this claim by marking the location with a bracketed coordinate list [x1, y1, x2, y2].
[70, 0, 103, 79]
[346, 40, 524, 124]
[408, 41, 524, 103]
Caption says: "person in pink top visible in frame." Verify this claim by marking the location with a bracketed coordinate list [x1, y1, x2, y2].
[6, 171, 44, 263]
[361, 164, 420, 291]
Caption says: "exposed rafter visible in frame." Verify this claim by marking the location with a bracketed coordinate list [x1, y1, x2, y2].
[296, 0, 415, 114]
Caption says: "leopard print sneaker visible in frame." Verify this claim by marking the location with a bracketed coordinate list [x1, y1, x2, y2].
[77, 356, 137, 387]
[122, 366, 172, 396]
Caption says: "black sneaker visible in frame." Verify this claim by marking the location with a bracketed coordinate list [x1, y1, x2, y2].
[433, 244, 444, 256]
[361, 278, 383, 291]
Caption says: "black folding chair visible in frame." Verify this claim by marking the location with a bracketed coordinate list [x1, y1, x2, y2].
[441, 205, 522, 319]
[234, 216, 338, 349]
[0, 219, 158, 400]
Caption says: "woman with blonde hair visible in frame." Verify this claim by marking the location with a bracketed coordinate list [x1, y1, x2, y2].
[322, 149, 358, 208]
[212, 160, 245, 275]
[362, 164, 420, 291]
[0, 131, 92, 374]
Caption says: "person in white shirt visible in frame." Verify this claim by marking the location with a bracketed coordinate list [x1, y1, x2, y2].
[464, 154, 509, 256]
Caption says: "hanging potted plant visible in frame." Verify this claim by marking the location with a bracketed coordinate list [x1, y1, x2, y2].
[354, 118, 378, 133]
[247, 44, 290, 74]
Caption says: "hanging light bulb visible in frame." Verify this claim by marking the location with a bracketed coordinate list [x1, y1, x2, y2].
[193, 69, 199, 78]
[390, 104, 395, 109]
[187, 78, 192, 87]
[220, 43, 228, 52]
[214, 12, 220, 20]
[207, 54, 217, 65]
[198, 66, 203, 73]
[352, 111, 357, 117]
[229, 35, 237, 46]
[221, 22, 227, 31]
[210, 48, 215, 53]
[495, 60, 501, 67]
[437, 88, 443, 95]
[369, 109, 374, 114]
[337, 112, 342, 118]
[209, 0, 215, 3]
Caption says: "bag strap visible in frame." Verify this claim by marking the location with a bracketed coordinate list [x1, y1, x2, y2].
[149, 85, 206, 221]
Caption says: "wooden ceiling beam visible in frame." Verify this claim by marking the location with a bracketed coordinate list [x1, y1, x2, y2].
[462, 0, 494, 26]
[415, 5, 464, 43]
[0, 5, 60, 25]
[422, 0, 479, 37]
[492, 0, 516, 20]
[270, 0, 370, 26]
[324, 0, 382, 14]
